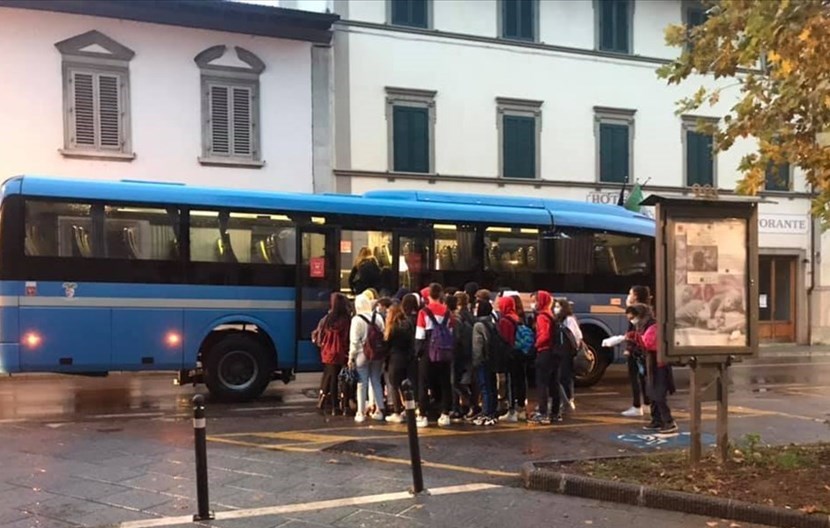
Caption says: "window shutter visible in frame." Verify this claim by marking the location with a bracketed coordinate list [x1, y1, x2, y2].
[614, 0, 629, 53]
[72, 72, 96, 147]
[600, 123, 628, 183]
[391, 0, 408, 25]
[411, 0, 427, 28]
[687, 131, 714, 186]
[232, 87, 252, 156]
[504, 0, 518, 38]
[519, 0, 534, 40]
[503, 115, 535, 179]
[600, 0, 616, 51]
[687, 7, 706, 28]
[210, 85, 230, 155]
[393, 106, 429, 173]
[98, 74, 121, 148]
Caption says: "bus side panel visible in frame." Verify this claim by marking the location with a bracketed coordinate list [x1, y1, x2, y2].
[296, 340, 322, 373]
[111, 309, 184, 370]
[19, 307, 112, 371]
[182, 309, 295, 369]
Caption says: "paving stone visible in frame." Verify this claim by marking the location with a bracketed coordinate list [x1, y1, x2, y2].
[120, 473, 193, 496]
[99, 488, 174, 510]
[333, 510, 425, 528]
[43, 478, 130, 500]
[3, 515, 80, 528]
[0, 486, 56, 511]
[17, 495, 109, 525]
[144, 496, 197, 517]
[71, 505, 154, 527]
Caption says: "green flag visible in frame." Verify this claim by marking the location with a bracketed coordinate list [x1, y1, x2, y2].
[624, 183, 643, 213]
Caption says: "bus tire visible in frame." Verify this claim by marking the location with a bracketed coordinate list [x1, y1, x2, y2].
[574, 333, 610, 388]
[204, 333, 272, 402]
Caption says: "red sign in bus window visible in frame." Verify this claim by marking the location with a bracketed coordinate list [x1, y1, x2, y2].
[309, 257, 325, 278]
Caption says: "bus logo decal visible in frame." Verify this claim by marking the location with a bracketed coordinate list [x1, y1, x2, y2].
[25, 282, 36, 296]
[62, 282, 77, 298]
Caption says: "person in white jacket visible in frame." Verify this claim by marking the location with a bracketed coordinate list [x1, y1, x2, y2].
[348, 292, 386, 423]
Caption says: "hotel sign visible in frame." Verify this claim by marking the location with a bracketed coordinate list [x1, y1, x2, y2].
[758, 213, 809, 235]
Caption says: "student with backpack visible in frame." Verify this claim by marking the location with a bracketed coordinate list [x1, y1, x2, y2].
[312, 293, 350, 415]
[471, 298, 498, 426]
[496, 295, 528, 422]
[415, 283, 454, 428]
[383, 302, 415, 424]
[453, 292, 477, 421]
[556, 299, 582, 412]
[529, 290, 573, 424]
[348, 292, 386, 423]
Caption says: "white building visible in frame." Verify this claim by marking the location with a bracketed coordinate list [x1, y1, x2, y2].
[291, 0, 820, 345]
[0, 0, 339, 193]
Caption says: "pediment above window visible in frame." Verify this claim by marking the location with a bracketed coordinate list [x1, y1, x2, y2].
[55, 30, 135, 62]
[194, 45, 265, 75]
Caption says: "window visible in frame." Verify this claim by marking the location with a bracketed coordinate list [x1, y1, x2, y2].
[434, 224, 478, 271]
[595, 107, 635, 184]
[682, 116, 718, 187]
[189, 211, 296, 265]
[765, 163, 791, 191]
[340, 230, 393, 295]
[195, 46, 265, 167]
[485, 227, 540, 272]
[25, 201, 94, 258]
[551, 228, 651, 277]
[501, 0, 537, 41]
[104, 206, 179, 260]
[498, 98, 542, 179]
[55, 30, 134, 160]
[596, 0, 632, 53]
[399, 234, 430, 290]
[386, 87, 436, 173]
[390, 0, 429, 28]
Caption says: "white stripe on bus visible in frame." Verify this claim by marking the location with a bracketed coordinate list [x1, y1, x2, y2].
[0, 296, 329, 310]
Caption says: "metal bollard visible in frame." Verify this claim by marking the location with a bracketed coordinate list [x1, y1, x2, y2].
[192, 394, 214, 521]
[400, 379, 425, 494]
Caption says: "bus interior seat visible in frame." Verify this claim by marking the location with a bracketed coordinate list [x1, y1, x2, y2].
[25, 225, 43, 256]
[257, 239, 272, 264]
[169, 237, 179, 260]
[215, 235, 238, 263]
[123, 227, 140, 259]
[72, 225, 93, 258]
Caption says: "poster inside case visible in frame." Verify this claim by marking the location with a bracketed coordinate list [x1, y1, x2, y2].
[673, 218, 748, 348]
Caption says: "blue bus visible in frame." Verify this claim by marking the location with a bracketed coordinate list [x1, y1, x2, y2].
[0, 176, 654, 400]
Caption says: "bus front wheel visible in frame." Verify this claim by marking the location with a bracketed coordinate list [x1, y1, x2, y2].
[574, 333, 610, 388]
[204, 333, 272, 402]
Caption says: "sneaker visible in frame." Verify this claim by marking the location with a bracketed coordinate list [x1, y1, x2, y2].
[354, 413, 366, 424]
[481, 416, 497, 426]
[449, 411, 464, 424]
[622, 406, 644, 417]
[464, 409, 480, 422]
[527, 412, 549, 425]
[385, 413, 404, 424]
[550, 414, 563, 423]
[499, 410, 518, 423]
[517, 408, 527, 421]
[370, 411, 385, 422]
[415, 416, 429, 428]
[568, 399, 576, 411]
[643, 422, 661, 431]
[437, 414, 451, 427]
[657, 422, 679, 436]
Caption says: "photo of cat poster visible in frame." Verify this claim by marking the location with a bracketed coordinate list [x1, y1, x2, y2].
[673, 219, 748, 347]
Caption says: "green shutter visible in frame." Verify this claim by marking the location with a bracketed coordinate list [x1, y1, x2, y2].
[519, 0, 534, 40]
[687, 7, 706, 28]
[599, 0, 629, 53]
[503, 115, 536, 179]
[614, 0, 629, 53]
[503, 0, 518, 38]
[391, 0, 427, 28]
[765, 163, 790, 191]
[600, 0, 615, 51]
[687, 131, 714, 186]
[599, 123, 629, 183]
[394, 106, 429, 173]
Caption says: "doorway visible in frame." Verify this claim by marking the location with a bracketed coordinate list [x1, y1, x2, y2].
[759, 256, 797, 342]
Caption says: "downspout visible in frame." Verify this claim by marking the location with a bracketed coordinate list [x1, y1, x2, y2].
[807, 183, 817, 344]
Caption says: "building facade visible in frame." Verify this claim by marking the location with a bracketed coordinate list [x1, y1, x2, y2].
[0, 0, 339, 193]
[290, 0, 820, 345]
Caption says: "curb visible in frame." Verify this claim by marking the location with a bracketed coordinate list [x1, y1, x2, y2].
[521, 462, 830, 528]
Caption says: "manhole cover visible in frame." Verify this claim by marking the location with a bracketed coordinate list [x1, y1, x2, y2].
[323, 440, 395, 455]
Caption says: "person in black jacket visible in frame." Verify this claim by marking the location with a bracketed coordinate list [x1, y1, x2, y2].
[349, 247, 382, 295]
[384, 301, 415, 424]
[621, 285, 652, 417]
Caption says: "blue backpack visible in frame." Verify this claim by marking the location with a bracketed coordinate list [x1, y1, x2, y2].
[424, 308, 454, 363]
[515, 322, 536, 358]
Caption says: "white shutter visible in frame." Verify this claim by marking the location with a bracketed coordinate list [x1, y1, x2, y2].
[72, 72, 96, 147]
[98, 74, 121, 148]
[210, 85, 230, 155]
[232, 87, 252, 156]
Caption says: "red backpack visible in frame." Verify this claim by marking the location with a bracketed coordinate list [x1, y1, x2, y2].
[313, 315, 348, 364]
[359, 312, 386, 361]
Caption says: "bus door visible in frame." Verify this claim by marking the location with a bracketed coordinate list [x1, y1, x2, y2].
[295, 225, 339, 371]
[394, 229, 431, 293]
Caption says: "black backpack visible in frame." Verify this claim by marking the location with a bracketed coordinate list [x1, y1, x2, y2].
[538, 313, 578, 357]
[484, 318, 512, 372]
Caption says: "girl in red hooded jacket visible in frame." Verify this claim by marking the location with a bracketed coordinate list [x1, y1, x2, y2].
[495, 295, 524, 421]
[529, 290, 564, 424]
[312, 293, 351, 415]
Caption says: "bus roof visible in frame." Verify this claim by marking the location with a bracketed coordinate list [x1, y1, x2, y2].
[4, 176, 655, 236]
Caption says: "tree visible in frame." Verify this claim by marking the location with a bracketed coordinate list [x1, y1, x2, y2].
[657, 0, 830, 226]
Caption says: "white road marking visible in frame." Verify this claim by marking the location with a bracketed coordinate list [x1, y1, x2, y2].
[118, 482, 501, 528]
[230, 405, 310, 412]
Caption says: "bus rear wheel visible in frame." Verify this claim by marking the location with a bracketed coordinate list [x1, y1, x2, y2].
[204, 334, 272, 402]
[574, 334, 609, 387]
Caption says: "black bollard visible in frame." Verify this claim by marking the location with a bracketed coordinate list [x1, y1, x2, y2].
[400, 379, 425, 494]
[192, 394, 214, 521]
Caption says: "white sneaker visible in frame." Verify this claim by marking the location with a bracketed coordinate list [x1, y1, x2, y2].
[437, 414, 451, 427]
[568, 399, 576, 411]
[370, 411, 385, 422]
[517, 409, 527, 421]
[354, 413, 366, 423]
[621, 406, 643, 417]
[416, 416, 429, 428]
[385, 413, 404, 424]
[499, 410, 518, 423]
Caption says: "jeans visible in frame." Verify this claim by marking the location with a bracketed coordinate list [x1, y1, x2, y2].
[535, 350, 562, 416]
[355, 354, 384, 416]
[627, 353, 650, 408]
[476, 365, 497, 417]
[648, 365, 674, 426]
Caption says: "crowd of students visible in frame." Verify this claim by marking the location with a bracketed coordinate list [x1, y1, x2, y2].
[312, 282, 677, 435]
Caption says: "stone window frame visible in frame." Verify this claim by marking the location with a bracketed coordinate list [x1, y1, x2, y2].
[497, 0, 540, 43]
[55, 30, 135, 161]
[195, 45, 266, 169]
[497, 97, 543, 180]
[385, 87, 437, 174]
[594, 106, 636, 184]
[593, 0, 636, 55]
[681, 114, 720, 188]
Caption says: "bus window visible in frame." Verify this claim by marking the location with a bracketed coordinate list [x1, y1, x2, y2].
[340, 230, 393, 296]
[104, 205, 179, 261]
[399, 234, 429, 291]
[25, 200, 93, 258]
[594, 232, 651, 276]
[189, 211, 296, 265]
[484, 227, 539, 271]
[433, 224, 477, 271]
